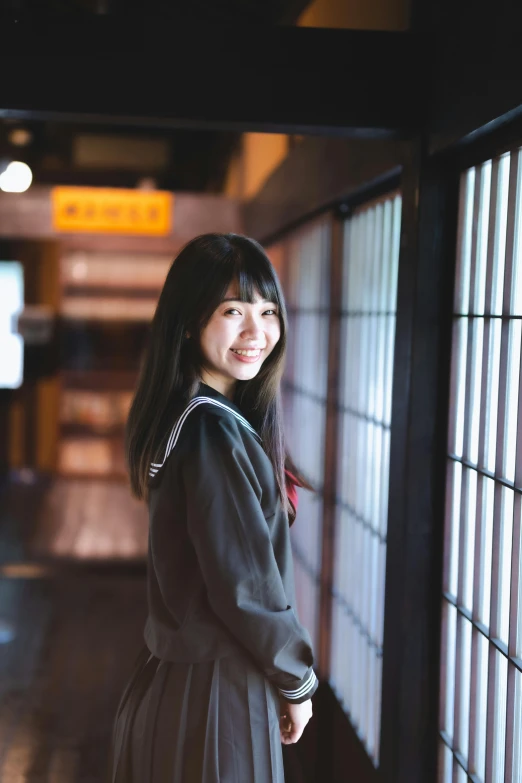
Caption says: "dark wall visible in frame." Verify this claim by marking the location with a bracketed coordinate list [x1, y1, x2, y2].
[411, 0, 522, 153]
[243, 136, 403, 243]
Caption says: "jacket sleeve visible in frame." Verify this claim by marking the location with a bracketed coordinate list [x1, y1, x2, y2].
[182, 412, 318, 703]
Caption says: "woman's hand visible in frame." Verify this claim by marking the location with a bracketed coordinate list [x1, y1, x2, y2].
[279, 697, 313, 744]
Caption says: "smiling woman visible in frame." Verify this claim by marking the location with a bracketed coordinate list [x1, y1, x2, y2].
[110, 233, 318, 783]
[125, 232, 294, 506]
[198, 284, 281, 397]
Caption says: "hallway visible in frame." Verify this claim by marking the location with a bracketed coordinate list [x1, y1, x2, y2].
[0, 475, 148, 783]
[1, 4, 521, 774]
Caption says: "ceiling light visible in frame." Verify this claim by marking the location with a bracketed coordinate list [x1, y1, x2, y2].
[8, 128, 33, 147]
[0, 161, 33, 193]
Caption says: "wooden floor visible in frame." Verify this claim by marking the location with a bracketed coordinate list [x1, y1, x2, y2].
[0, 473, 149, 783]
[0, 473, 148, 567]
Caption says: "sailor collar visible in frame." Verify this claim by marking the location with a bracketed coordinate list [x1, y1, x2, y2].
[149, 383, 260, 479]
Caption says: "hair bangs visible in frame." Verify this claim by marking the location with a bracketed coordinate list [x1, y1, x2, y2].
[233, 246, 282, 309]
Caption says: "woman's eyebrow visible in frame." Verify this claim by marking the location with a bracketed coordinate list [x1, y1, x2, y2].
[221, 297, 276, 304]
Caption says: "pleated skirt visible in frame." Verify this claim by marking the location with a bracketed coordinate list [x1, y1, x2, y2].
[108, 643, 285, 783]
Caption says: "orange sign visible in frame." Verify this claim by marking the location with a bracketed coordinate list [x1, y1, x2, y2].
[52, 187, 173, 236]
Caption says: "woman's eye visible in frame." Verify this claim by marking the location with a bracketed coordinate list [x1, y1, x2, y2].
[223, 307, 277, 316]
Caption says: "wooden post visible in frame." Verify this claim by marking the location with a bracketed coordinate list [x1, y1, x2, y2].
[317, 212, 344, 678]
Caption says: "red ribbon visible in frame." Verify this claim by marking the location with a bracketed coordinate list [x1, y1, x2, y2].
[284, 468, 299, 513]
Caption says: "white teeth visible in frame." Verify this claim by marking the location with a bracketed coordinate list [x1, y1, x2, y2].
[232, 349, 261, 357]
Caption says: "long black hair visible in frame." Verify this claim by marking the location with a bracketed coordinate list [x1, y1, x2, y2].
[125, 232, 311, 521]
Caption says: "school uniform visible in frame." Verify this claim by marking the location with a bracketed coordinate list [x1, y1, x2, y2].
[109, 382, 318, 783]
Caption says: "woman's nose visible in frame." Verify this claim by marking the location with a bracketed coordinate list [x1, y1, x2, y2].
[241, 314, 263, 338]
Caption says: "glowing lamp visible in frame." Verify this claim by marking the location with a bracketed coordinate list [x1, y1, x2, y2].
[0, 161, 33, 193]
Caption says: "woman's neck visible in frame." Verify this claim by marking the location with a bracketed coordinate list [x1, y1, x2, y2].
[199, 372, 236, 401]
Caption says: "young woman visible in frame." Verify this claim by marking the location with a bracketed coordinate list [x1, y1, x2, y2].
[109, 233, 318, 783]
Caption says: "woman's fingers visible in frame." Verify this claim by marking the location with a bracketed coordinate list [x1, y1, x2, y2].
[279, 717, 308, 744]
[279, 697, 313, 743]
[280, 723, 305, 744]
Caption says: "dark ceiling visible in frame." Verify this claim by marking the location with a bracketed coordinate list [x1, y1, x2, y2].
[2, 0, 311, 23]
[0, 0, 313, 193]
[0, 121, 243, 194]
[4, 0, 312, 23]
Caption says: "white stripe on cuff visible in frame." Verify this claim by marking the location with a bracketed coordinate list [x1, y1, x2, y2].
[278, 669, 317, 699]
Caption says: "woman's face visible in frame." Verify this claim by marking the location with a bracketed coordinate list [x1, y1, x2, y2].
[198, 281, 281, 398]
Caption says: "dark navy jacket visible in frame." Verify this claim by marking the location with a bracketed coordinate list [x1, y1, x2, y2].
[143, 382, 318, 704]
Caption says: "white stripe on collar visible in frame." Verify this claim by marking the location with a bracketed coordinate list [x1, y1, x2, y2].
[149, 396, 258, 478]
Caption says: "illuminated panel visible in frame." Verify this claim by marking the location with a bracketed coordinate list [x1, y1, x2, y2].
[60, 297, 157, 321]
[440, 150, 522, 781]
[60, 252, 172, 322]
[0, 262, 24, 389]
[330, 193, 401, 765]
[61, 252, 172, 289]
[281, 218, 331, 654]
[52, 187, 173, 236]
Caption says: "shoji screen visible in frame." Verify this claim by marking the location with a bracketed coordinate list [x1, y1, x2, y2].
[282, 218, 331, 654]
[329, 193, 402, 764]
[440, 150, 522, 782]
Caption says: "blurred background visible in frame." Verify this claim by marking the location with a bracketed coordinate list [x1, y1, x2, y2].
[0, 0, 521, 782]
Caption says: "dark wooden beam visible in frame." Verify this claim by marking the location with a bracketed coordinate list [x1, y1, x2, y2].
[0, 20, 423, 138]
[317, 213, 343, 679]
[380, 139, 459, 783]
[1, 0, 313, 24]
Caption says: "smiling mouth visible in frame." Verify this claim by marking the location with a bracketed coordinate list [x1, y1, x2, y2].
[230, 348, 263, 357]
